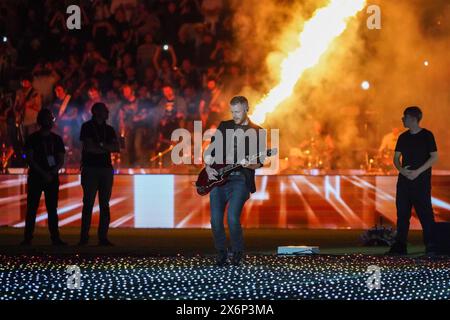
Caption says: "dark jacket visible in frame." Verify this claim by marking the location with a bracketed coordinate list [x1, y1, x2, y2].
[210, 119, 266, 193]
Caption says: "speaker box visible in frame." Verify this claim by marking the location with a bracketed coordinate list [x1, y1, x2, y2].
[433, 222, 450, 254]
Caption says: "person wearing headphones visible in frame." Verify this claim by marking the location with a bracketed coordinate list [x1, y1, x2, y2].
[21, 108, 67, 246]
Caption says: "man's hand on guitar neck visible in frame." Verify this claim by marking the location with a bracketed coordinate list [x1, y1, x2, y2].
[205, 165, 219, 181]
[240, 159, 262, 170]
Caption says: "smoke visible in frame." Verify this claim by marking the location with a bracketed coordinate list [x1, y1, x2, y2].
[227, 0, 450, 169]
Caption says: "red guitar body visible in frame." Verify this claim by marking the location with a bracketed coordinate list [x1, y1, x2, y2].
[195, 148, 277, 196]
[195, 164, 232, 196]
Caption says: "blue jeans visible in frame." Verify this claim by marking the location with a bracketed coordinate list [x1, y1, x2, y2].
[210, 175, 250, 252]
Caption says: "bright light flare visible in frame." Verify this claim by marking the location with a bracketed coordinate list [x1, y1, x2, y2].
[250, 0, 367, 124]
[361, 80, 370, 90]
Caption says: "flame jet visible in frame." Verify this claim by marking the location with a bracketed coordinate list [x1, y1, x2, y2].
[250, 0, 367, 124]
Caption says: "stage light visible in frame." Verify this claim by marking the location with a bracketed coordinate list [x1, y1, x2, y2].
[424, 60, 429, 67]
[1, 254, 449, 300]
[361, 81, 370, 90]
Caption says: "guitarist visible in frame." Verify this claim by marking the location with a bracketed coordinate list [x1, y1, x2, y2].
[204, 96, 266, 266]
[13, 74, 42, 143]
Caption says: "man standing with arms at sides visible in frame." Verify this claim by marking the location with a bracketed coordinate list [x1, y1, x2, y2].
[21, 109, 67, 246]
[204, 96, 266, 266]
[79, 102, 120, 246]
[386, 106, 438, 256]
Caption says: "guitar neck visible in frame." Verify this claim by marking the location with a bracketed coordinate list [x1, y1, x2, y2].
[217, 151, 265, 175]
[218, 163, 241, 175]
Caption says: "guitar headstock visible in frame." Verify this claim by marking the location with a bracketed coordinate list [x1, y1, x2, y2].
[266, 148, 278, 157]
[244, 148, 278, 163]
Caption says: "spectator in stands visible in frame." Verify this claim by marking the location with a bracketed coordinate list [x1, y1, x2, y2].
[153, 45, 178, 86]
[157, 84, 187, 126]
[199, 77, 224, 129]
[159, 1, 182, 44]
[50, 83, 78, 141]
[0, 0, 234, 169]
[201, 0, 224, 34]
[82, 86, 103, 123]
[183, 85, 201, 132]
[32, 62, 61, 107]
[118, 84, 138, 166]
[14, 74, 42, 140]
[176, 58, 201, 90]
[134, 86, 157, 166]
[137, 34, 158, 71]
[131, 3, 160, 38]
[196, 32, 215, 69]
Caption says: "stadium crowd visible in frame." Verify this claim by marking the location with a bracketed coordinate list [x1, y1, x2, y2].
[0, 0, 248, 168]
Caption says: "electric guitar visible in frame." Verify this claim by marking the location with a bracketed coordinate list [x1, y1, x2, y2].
[195, 148, 277, 196]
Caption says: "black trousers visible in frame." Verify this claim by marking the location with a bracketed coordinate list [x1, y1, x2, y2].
[80, 167, 114, 241]
[24, 174, 60, 241]
[395, 175, 435, 250]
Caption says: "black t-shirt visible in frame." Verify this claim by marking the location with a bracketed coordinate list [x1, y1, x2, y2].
[24, 131, 65, 175]
[395, 128, 437, 179]
[80, 120, 117, 168]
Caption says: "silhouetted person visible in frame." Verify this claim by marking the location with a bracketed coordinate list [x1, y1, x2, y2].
[79, 102, 119, 246]
[21, 109, 67, 246]
[386, 106, 438, 256]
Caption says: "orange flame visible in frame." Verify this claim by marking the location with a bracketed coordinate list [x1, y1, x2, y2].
[250, 0, 367, 124]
